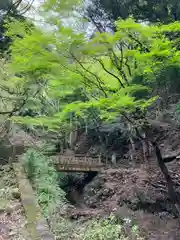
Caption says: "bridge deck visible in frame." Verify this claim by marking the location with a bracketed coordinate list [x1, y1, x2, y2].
[52, 154, 104, 172]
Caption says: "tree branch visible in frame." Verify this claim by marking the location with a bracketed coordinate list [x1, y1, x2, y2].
[96, 58, 125, 88]
[109, 47, 129, 86]
[71, 53, 108, 97]
[124, 58, 132, 77]
[128, 33, 150, 53]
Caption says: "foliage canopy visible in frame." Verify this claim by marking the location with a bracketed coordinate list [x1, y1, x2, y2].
[3, 17, 180, 134]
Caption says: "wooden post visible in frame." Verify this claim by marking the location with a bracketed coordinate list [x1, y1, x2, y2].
[85, 155, 87, 165]
[112, 152, 116, 167]
[98, 154, 101, 164]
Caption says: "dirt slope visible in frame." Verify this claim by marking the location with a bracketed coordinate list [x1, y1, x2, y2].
[77, 164, 180, 239]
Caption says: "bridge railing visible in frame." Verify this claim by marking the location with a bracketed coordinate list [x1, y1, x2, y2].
[52, 154, 102, 166]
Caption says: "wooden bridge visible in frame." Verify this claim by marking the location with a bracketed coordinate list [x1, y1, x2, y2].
[52, 154, 104, 172]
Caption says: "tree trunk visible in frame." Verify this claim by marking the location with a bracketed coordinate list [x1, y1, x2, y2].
[85, 122, 88, 134]
[141, 132, 150, 169]
[128, 123, 136, 167]
[122, 115, 180, 218]
[135, 125, 180, 218]
[129, 137, 136, 167]
[60, 141, 64, 154]
[153, 142, 180, 218]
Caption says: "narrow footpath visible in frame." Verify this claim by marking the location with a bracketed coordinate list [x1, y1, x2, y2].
[0, 165, 29, 240]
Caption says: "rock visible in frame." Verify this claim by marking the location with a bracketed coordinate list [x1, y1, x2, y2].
[158, 211, 169, 218]
[5, 202, 22, 215]
[6, 206, 13, 215]
[12, 202, 22, 211]
[12, 188, 21, 199]
[0, 223, 9, 232]
[9, 231, 17, 236]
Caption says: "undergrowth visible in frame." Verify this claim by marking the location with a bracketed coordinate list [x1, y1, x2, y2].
[20, 149, 144, 240]
[78, 215, 144, 240]
[50, 214, 144, 240]
[20, 149, 66, 217]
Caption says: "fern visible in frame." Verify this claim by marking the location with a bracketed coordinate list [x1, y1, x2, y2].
[20, 149, 66, 218]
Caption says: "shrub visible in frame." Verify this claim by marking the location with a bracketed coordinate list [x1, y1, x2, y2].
[20, 149, 66, 217]
[79, 215, 144, 240]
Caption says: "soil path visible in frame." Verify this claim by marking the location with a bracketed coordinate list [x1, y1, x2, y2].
[0, 165, 29, 240]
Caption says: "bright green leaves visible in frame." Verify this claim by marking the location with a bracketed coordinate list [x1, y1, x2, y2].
[160, 21, 180, 32]
[8, 30, 56, 76]
[43, 0, 81, 14]
[53, 85, 153, 123]
[6, 11, 180, 132]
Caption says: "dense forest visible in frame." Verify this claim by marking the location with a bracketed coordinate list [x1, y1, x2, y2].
[1, 0, 180, 239]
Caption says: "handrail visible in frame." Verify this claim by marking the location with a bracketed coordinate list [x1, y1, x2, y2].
[52, 154, 103, 166]
[59, 154, 100, 157]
